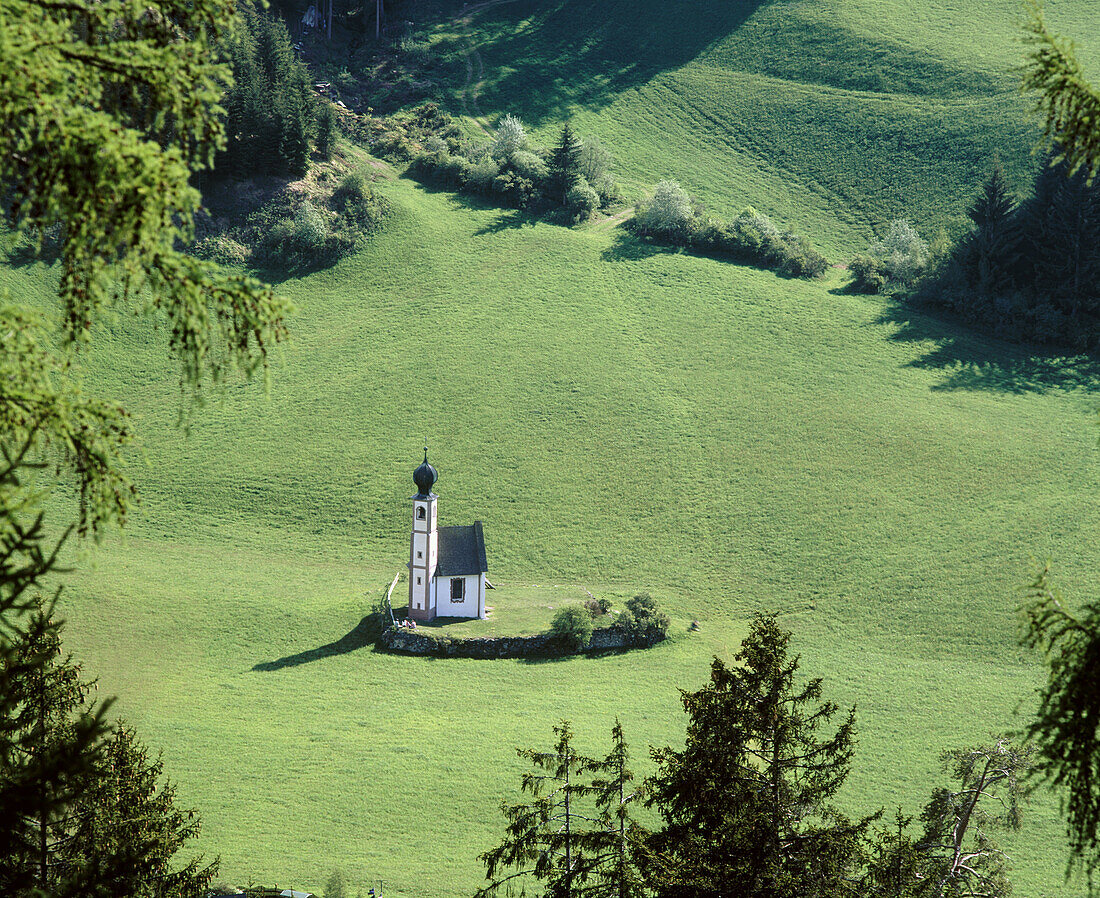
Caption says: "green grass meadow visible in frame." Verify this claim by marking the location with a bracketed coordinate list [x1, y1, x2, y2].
[4, 0, 1100, 895]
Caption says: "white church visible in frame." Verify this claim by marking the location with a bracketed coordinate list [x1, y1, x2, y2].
[407, 450, 489, 621]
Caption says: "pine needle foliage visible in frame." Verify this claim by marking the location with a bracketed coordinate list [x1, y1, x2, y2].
[1022, 566, 1100, 889]
[0, 0, 290, 392]
[1022, 1, 1100, 183]
[916, 740, 1032, 898]
[646, 615, 874, 898]
[477, 721, 600, 898]
[548, 123, 584, 203]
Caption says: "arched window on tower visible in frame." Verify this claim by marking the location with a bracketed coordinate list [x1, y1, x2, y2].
[417, 506, 426, 520]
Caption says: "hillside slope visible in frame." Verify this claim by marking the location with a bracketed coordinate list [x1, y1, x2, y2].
[420, 0, 1100, 253]
[43, 174, 1100, 896]
[7, 1, 1100, 893]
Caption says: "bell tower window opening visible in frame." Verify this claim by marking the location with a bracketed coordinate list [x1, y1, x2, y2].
[417, 506, 426, 520]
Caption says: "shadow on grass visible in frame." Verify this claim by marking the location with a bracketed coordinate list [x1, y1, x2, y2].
[876, 296, 1100, 395]
[252, 614, 381, 671]
[438, 0, 770, 127]
[600, 228, 681, 263]
[473, 208, 536, 235]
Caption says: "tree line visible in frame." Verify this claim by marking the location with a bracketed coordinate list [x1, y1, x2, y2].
[848, 154, 1100, 349]
[475, 615, 1033, 898]
[215, 0, 329, 179]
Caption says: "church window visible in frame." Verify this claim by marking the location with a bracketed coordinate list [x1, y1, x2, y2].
[417, 550, 423, 559]
[416, 576, 422, 585]
[416, 507, 426, 520]
[451, 578, 465, 602]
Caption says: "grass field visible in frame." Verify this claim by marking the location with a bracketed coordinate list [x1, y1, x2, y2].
[5, 0, 1100, 895]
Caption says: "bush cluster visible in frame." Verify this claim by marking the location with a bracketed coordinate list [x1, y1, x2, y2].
[549, 606, 594, 652]
[847, 219, 931, 293]
[408, 114, 620, 222]
[631, 183, 828, 279]
[193, 168, 389, 274]
[615, 593, 671, 647]
[366, 103, 462, 162]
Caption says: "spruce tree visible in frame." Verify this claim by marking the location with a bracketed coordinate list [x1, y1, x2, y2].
[549, 122, 583, 203]
[316, 102, 338, 161]
[0, 604, 112, 896]
[589, 721, 647, 898]
[478, 721, 601, 898]
[68, 724, 218, 897]
[646, 615, 874, 898]
[963, 161, 1018, 295]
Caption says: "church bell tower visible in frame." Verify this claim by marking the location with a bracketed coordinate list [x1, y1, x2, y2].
[408, 448, 438, 620]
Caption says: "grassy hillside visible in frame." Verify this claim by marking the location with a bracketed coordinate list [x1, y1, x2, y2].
[5, 0, 1100, 894]
[28, 173, 1096, 896]
[419, 0, 1100, 254]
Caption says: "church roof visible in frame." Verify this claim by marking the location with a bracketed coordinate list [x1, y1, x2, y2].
[435, 522, 488, 577]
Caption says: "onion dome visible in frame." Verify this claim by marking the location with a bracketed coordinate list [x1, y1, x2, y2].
[413, 448, 437, 497]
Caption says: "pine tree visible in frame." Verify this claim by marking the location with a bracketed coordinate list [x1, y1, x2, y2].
[915, 741, 1031, 898]
[963, 161, 1018, 295]
[478, 721, 601, 898]
[68, 724, 218, 898]
[549, 122, 583, 203]
[646, 615, 875, 898]
[589, 721, 647, 898]
[1022, 567, 1100, 885]
[0, 604, 112, 896]
[316, 102, 338, 161]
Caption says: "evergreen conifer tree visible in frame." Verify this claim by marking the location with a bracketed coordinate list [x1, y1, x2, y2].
[478, 722, 601, 898]
[68, 724, 218, 897]
[963, 161, 1019, 295]
[0, 604, 112, 896]
[589, 721, 647, 898]
[549, 123, 584, 203]
[646, 615, 874, 898]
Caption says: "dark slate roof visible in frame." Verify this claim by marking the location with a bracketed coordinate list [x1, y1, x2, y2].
[435, 522, 488, 577]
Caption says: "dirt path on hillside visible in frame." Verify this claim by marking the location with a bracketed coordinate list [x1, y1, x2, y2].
[589, 207, 634, 231]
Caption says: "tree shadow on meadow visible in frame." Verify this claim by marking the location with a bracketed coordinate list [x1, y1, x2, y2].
[599, 227, 682, 263]
[875, 296, 1100, 395]
[439, 0, 771, 127]
[252, 614, 381, 671]
[473, 207, 536, 235]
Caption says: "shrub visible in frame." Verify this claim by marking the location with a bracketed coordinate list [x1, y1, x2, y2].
[585, 596, 613, 618]
[617, 593, 670, 646]
[579, 135, 614, 187]
[422, 134, 449, 155]
[566, 178, 600, 220]
[777, 234, 829, 278]
[438, 153, 472, 186]
[332, 171, 386, 232]
[549, 606, 593, 652]
[848, 253, 890, 294]
[192, 234, 250, 266]
[373, 128, 415, 161]
[467, 158, 501, 193]
[508, 150, 548, 184]
[591, 172, 619, 208]
[635, 180, 694, 237]
[493, 171, 536, 206]
[866, 218, 930, 287]
[488, 114, 528, 160]
[254, 199, 331, 270]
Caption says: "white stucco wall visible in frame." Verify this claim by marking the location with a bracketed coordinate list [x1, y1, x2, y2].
[433, 574, 485, 618]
